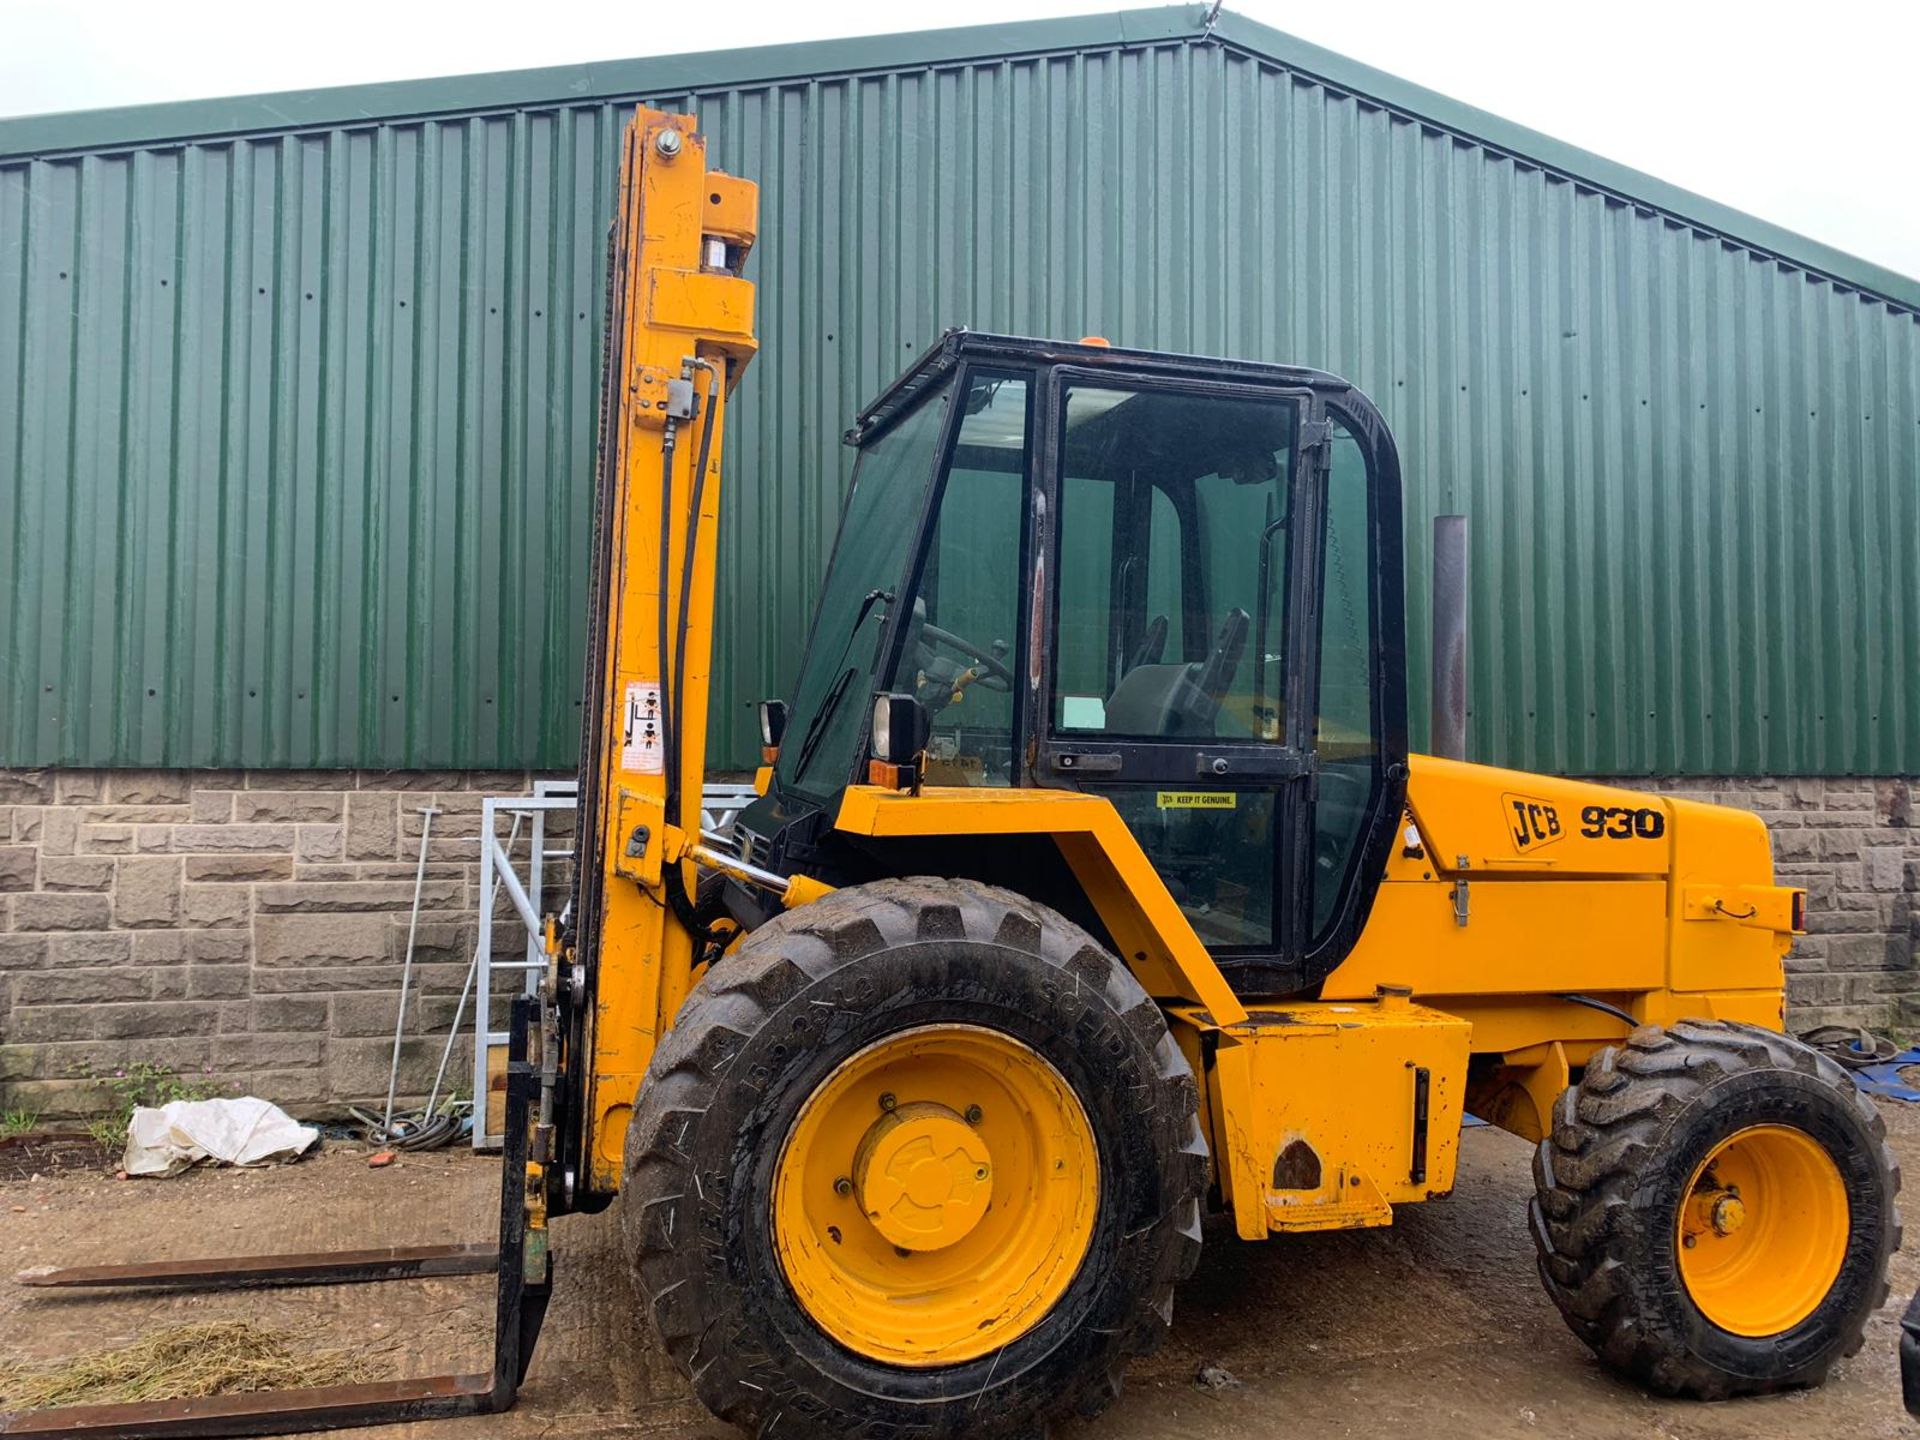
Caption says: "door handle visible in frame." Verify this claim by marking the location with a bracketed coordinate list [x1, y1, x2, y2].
[1196, 751, 1312, 780]
[1051, 751, 1123, 774]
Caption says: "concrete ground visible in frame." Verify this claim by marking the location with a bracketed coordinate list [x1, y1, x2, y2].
[3, 1104, 1917, 1440]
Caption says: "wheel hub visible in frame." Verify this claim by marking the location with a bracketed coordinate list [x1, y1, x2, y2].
[853, 1101, 993, 1251]
[770, 1023, 1100, 1366]
[1708, 1191, 1746, 1236]
[1676, 1125, 1848, 1336]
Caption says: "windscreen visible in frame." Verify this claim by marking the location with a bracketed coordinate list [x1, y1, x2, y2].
[775, 379, 956, 801]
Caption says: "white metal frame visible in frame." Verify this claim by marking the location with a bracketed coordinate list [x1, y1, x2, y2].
[469, 780, 759, 1150]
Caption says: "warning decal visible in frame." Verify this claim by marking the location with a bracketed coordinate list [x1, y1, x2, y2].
[621, 682, 664, 774]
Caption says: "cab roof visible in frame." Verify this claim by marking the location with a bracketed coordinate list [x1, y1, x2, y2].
[846, 329, 1363, 447]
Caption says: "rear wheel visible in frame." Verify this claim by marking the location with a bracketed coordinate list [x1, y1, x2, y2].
[1531, 1020, 1900, 1398]
[622, 877, 1207, 1437]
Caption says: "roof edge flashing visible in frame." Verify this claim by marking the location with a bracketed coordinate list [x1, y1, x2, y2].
[1, 3, 1913, 314]
[1204, 10, 1920, 315]
[0, 6, 1208, 161]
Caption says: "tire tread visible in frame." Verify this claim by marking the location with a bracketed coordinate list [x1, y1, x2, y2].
[1529, 1019, 1900, 1399]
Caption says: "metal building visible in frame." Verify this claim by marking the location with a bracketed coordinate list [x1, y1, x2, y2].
[3, 5, 1916, 775]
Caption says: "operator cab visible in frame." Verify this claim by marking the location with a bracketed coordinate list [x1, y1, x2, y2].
[736, 331, 1407, 996]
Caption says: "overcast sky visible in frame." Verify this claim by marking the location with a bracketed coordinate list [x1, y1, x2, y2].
[4, 0, 1915, 280]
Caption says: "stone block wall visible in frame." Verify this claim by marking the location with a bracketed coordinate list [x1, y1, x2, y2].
[0, 769, 570, 1121]
[0, 767, 1914, 1119]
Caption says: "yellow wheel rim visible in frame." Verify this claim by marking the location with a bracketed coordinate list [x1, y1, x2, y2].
[771, 1024, 1099, 1366]
[1676, 1123, 1850, 1336]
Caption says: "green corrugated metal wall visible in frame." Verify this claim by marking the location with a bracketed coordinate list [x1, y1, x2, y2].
[3, 7, 1917, 775]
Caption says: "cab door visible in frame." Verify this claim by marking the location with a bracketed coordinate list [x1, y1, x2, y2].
[1039, 371, 1325, 993]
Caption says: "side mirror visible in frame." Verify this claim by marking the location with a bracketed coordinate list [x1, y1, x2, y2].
[757, 699, 788, 764]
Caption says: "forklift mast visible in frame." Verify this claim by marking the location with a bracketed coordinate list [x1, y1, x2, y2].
[561, 110, 759, 1208]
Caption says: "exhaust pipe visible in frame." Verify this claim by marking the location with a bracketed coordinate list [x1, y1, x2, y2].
[1430, 515, 1468, 761]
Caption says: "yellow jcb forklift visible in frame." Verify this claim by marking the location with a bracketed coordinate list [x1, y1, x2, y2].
[5, 106, 1898, 1440]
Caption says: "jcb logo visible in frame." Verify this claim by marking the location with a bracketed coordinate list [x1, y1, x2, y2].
[1502, 793, 1563, 851]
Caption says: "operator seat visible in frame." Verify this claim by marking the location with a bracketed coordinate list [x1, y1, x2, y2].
[1104, 609, 1249, 736]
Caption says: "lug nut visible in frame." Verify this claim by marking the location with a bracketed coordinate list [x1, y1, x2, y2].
[878, 1092, 897, 1112]
[833, 1176, 853, 1197]
[964, 1104, 983, 1125]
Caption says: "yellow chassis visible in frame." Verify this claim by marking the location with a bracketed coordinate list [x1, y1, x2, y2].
[827, 756, 1797, 1240]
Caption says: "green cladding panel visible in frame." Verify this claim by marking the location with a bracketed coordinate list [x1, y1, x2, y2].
[2, 6, 1916, 774]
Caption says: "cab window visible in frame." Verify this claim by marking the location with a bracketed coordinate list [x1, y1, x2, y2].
[1051, 384, 1298, 952]
[1053, 386, 1295, 742]
[1309, 419, 1380, 942]
[880, 373, 1029, 785]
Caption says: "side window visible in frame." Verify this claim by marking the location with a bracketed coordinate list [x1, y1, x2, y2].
[1310, 421, 1379, 937]
[1053, 386, 1295, 740]
[884, 374, 1028, 785]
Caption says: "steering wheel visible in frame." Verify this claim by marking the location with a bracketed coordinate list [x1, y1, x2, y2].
[919, 621, 1014, 692]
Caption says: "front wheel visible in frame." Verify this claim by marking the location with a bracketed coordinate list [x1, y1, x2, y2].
[1531, 1020, 1900, 1398]
[622, 877, 1207, 1438]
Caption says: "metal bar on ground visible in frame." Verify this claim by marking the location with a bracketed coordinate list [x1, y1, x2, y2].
[0, 1374, 499, 1437]
[15, 1244, 499, 1290]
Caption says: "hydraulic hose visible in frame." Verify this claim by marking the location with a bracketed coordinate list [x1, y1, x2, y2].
[1555, 992, 1640, 1029]
[670, 358, 724, 818]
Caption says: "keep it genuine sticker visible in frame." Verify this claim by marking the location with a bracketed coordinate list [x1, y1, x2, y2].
[1157, 791, 1236, 810]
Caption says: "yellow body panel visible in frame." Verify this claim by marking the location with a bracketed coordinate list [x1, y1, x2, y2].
[1325, 879, 1670, 998]
[835, 785, 1250, 1025]
[1404, 755, 1671, 876]
[1326, 753, 1793, 1036]
[1173, 994, 1470, 1240]
[582, 109, 759, 1194]
[831, 759, 1798, 1234]
[1665, 795, 1792, 993]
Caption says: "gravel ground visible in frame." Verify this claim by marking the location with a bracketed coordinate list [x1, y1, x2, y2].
[2, 1102, 1915, 1439]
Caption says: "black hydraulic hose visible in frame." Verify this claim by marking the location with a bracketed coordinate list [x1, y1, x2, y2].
[660, 362, 730, 955]
[1798, 1024, 1898, 1069]
[656, 421, 678, 819]
[1556, 992, 1640, 1029]
[670, 360, 723, 820]
[348, 1105, 463, 1151]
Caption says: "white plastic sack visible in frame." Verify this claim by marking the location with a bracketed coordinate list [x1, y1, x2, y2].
[123, 1096, 319, 1177]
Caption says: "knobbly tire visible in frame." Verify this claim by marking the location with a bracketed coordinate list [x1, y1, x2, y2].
[621, 877, 1208, 1439]
[1531, 1020, 1901, 1398]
